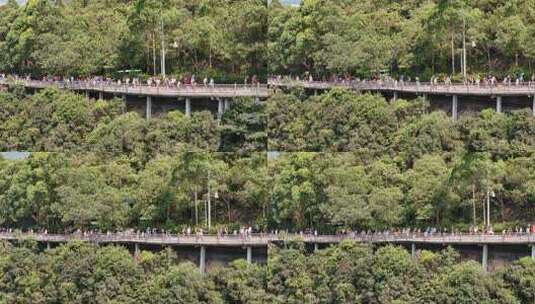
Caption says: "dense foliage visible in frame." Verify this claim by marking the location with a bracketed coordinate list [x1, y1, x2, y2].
[266, 89, 534, 230]
[1, 142, 534, 233]
[1, 0, 535, 300]
[0, 241, 223, 303]
[0, 88, 267, 153]
[1, 86, 532, 232]
[269, 0, 535, 79]
[0, 152, 269, 232]
[0, 0, 267, 81]
[267, 89, 535, 157]
[1, 240, 534, 303]
[0, 88, 534, 232]
[6, 0, 535, 80]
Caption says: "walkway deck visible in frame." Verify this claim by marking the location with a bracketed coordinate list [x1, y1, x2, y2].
[0, 79, 269, 99]
[269, 79, 535, 97]
[1, 232, 534, 247]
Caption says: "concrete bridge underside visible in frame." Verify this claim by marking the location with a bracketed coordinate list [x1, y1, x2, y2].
[25, 89, 237, 120]
[319, 89, 535, 120]
[271, 80, 535, 120]
[107, 93, 233, 120]
[2, 233, 534, 273]
[386, 92, 534, 119]
[0, 79, 265, 120]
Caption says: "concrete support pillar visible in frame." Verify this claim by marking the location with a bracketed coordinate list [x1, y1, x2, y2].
[246, 246, 252, 264]
[496, 96, 502, 113]
[98, 91, 104, 100]
[314, 243, 319, 252]
[224, 99, 230, 111]
[422, 93, 428, 101]
[134, 243, 140, 259]
[122, 94, 126, 102]
[411, 243, 416, 258]
[218, 98, 224, 119]
[314, 89, 318, 96]
[46, 242, 51, 250]
[452, 95, 458, 121]
[85, 91, 89, 99]
[185, 98, 191, 118]
[531, 245, 535, 260]
[146, 96, 152, 120]
[199, 246, 206, 274]
[482, 244, 488, 272]
[255, 96, 260, 104]
[392, 91, 398, 102]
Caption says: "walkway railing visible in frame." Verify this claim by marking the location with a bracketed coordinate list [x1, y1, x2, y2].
[0, 78, 269, 98]
[269, 79, 535, 96]
[0, 231, 533, 246]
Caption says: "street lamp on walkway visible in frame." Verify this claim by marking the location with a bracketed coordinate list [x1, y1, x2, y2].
[206, 170, 219, 230]
[485, 188, 495, 230]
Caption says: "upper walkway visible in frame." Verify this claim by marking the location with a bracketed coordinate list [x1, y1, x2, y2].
[269, 79, 535, 97]
[1, 231, 534, 247]
[0, 78, 269, 99]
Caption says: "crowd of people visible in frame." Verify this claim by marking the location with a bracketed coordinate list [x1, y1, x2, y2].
[0, 73, 263, 89]
[2, 224, 535, 241]
[269, 72, 535, 88]
[0, 226, 261, 241]
[337, 224, 535, 238]
[6, 72, 535, 90]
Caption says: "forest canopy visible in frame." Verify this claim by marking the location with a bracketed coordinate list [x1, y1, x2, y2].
[0, 0, 535, 301]
[269, 0, 535, 79]
[1, 146, 534, 233]
[0, 86, 534, 232]
[0, 240, 534, 303]
[0, 0, 267, 81]
[0, 88, 267, 153]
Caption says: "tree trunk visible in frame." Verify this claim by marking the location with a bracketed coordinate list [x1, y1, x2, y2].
[500, 196, 506, 222]
[209, 42, 212, 69]
[226, 199, 231, 222]
[482, 199, 486, 227]
[472, 184, 476, 225]
[152, 32, 156, 76]
[451, 34, 455, 74]
[432, 51, 435, 75]
[487, 48, 491, 71]
[194, 191, 198, 226]
[166, 202, 170, 223]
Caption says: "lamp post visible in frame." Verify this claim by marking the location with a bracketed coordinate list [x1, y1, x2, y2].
[160, 17, 166, 77]
[206, 190, 219, 230]
[207, 172, 211, 229]
[462, 15, 467, 80]
[161, 40, 179, 78]
[462, 14, 476, 81]
[486, 188, 495, 231]
[206, 170, 219, 230]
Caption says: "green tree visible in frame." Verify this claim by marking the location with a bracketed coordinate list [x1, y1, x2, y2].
[500, 257, 535, 303]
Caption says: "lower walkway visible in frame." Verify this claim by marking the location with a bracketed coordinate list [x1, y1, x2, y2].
[1, 231, 533, 246]
[1, 231, 533, 273]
